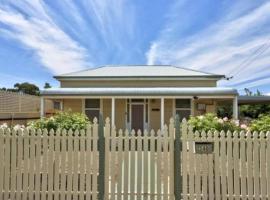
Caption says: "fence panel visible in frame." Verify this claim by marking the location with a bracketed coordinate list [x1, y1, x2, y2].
[181, 119, 270, 200]
[1, 117, 270, 199]
[0, 122, 99, 200]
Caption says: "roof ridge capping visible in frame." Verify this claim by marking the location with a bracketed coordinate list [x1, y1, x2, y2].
[54, 65, 225, 79]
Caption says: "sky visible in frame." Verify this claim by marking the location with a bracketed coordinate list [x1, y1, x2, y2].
[0, 0, 269, 94]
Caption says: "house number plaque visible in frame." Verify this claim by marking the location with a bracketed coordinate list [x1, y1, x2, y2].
[195, 142, 214, 154]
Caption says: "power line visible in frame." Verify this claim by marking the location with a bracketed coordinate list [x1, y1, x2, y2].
[227, 38, 270, 79]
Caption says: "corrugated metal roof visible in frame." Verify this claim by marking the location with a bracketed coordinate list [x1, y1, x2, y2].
[55, 65, 224, 79]
[238, 96, 270, 104]
[41, 87, 237, 96]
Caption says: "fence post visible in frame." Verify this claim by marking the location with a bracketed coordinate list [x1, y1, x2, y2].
[174, 115, 182, 200]
[98, 114, 105, 200]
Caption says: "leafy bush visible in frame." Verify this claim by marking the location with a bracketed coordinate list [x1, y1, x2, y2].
[28, 111, 90, 131]
[188, 113, 246, 132]
[250, 115, 270, 132]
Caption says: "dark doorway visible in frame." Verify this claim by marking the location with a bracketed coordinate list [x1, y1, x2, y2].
[131, 104, 144, 131]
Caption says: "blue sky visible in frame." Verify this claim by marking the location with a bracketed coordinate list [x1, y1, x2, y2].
[0, 0, 269, 94]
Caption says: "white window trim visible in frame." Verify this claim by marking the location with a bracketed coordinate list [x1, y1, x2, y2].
[174, 99, 192, 117]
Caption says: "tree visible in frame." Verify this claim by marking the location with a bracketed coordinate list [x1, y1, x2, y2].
[14, 82, 40, 95]
[44, 82, 52, 89]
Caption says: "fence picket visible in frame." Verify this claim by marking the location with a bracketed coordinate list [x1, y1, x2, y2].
[220, 131, 227, 199]
[240, 131, 247, 199]
[207, 131, 214, 200]
[1, 118, 270, 200]
[201, 131, 208, 200]
[35, 129, 42, 200]
[41, 129, 48, 200]
[169, 118, 175, 200]
[110, 126, 117, 200]
[79, 130, 86, 200]
[66, 129, 73, 200]
[227, 131, 233, 200]
[214, 131, 221, 200]
[143, 130, 149, 199]
[60, 129, 67, 200]
[130, 130, 136, 200]
[156, 130, 162, 200]
[136, 130, 142, 200]
[246, 131, 253, 199]
[182, 123, 188, 200]
[253, 132, 260, 200]
[54, 129, 61, 200]
[117, 129, 124, 200]
[260, 132, 267, 200]
[10, 129, 17, 200]
[233, 131, 240, 200]
[85, 127, 92, 200]
[188, 127, 195, 200]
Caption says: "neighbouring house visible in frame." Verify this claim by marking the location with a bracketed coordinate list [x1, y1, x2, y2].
[40, 65, 238, 130]
[0, 90, 56, 126]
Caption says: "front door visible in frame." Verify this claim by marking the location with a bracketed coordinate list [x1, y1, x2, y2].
[131, 104, 144, 131]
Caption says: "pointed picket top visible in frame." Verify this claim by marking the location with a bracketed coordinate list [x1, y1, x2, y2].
[253, 131, 258, 139]
[220, 130, 225, 139]
[144, 129, 149, 137]
[150, 129, 155, 137]
[137, 129, 142, 137]
[105, 117, 110, 124]
[0, 128, 4, 136]
[86, 124, 91, 131]
[207, 130, 213, 140]
[187, 125, 193, 140]
[266, 131, 270, 141]
[18, 128, 24, 137]
[124, 129, 129, 137]
[194, 130, 200, 140]
[246, 131, 252, 139]
[259, 131, 265, 140]
[74, 129, 80, 137]
[157, 129, 161, 137]
[80, 129, 86, 137]
[214, 130, 219, 138]
[130, 129, 135, 137]
[11, 128, 17, 137]
[201, 130, 207, 140]
[56, 129, 61, 137]
[227, 130, 232, 140]
[49, 129, 55, 137]
[93, 117, 98, 124]
[68, 129, 73, 137]
[163, 124, 168, 137]
[240, 130, 245, 139]
[61, 129, 67, 137]
[118, 129, 123, 138]
[43, 128, 49, 137]
[232, 131, 238, 139]
[169, 117, 174, 124]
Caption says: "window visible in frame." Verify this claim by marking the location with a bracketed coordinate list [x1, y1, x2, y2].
[85, 99, 100, 121]
[175, 99, 191, 120]
[53, 101, 61, 110]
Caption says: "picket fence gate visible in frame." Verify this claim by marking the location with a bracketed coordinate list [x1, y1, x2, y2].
[0, 116, 270, 200]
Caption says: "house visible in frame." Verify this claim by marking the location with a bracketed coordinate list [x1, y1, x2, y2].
[40, 65, 238, 130]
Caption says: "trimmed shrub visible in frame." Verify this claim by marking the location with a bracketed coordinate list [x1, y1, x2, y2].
[250, 115, 270, 132]
[27, 111, 90, 131]
[188, 113, 246, 132]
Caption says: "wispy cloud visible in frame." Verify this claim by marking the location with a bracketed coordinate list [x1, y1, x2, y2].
[146, 1, 270, 90]
[0, 0, 137, 74]
[0, 2, 89, 75]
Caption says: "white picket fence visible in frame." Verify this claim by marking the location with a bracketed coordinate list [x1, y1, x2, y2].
[0, 117, 270, 199]
[104, 118, 175, 200]
[0, 122, 99, 200]
[181, 121, 270, 200]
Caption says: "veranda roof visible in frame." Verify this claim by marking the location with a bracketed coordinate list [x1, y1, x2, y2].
[41, 87, 237, 97]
